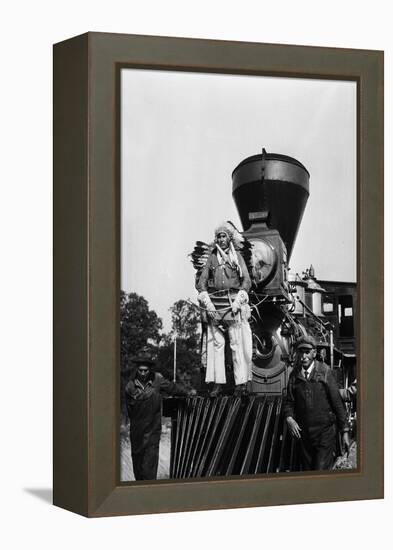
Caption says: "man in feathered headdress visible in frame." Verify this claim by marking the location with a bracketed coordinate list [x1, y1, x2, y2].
[197, 222, 253, 396]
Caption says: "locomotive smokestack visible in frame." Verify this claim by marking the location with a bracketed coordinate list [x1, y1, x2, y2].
[232, 150, 310, 259]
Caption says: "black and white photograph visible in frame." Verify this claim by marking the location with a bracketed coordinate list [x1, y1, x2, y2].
[119, 69, 357, 482]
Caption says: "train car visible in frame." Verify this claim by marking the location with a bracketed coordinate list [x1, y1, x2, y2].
[165, 149, 356, 478]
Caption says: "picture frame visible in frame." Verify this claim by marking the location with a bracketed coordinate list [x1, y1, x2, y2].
[53, 32, 383, 517]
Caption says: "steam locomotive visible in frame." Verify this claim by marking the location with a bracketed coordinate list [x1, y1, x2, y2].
[166, 149, 356, 478]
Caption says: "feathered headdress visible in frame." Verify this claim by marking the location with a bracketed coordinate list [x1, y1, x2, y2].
[189, 220, 254, 284]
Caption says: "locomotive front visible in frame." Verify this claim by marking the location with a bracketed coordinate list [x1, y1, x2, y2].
[166, 149, 353, 478]
[232, 149, 311, 394]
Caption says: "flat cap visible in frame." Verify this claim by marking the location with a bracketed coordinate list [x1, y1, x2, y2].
[131, 352, 156, 367]
[296, 335, 317, 350]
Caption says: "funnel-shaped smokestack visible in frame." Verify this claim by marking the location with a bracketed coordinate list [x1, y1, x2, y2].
[232, 150, 310, 259]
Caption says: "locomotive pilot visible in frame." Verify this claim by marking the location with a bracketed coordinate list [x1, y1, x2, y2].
[197, 222, 253, 396]
[283, 335, 350, 470]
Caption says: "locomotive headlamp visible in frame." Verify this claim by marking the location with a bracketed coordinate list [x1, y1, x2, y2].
[251, 239, 277, 285]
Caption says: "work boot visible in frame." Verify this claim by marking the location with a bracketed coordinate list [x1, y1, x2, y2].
[210, 383, 223, 397]
[234, 383, 248, 397]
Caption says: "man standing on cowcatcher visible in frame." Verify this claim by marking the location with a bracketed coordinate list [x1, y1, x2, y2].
[283, 335, 350, 471]
[196, 222, 253, 397]
[125, 352, 193, 480]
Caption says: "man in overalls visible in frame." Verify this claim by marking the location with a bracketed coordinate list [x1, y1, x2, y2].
[125, 353, 191, 480]
[284, 336, 350, 470]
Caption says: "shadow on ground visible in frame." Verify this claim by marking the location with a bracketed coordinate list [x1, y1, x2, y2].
[24, 488, 53, 504]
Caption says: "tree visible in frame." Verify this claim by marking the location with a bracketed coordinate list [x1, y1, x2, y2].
[168, 299, 201, 350]
[156, 299, 202, 389]
[120, 291, 163, 420]
[120, 291, 163, 370]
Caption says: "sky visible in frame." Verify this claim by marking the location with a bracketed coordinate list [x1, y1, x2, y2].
[121, 69, 356, 331]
